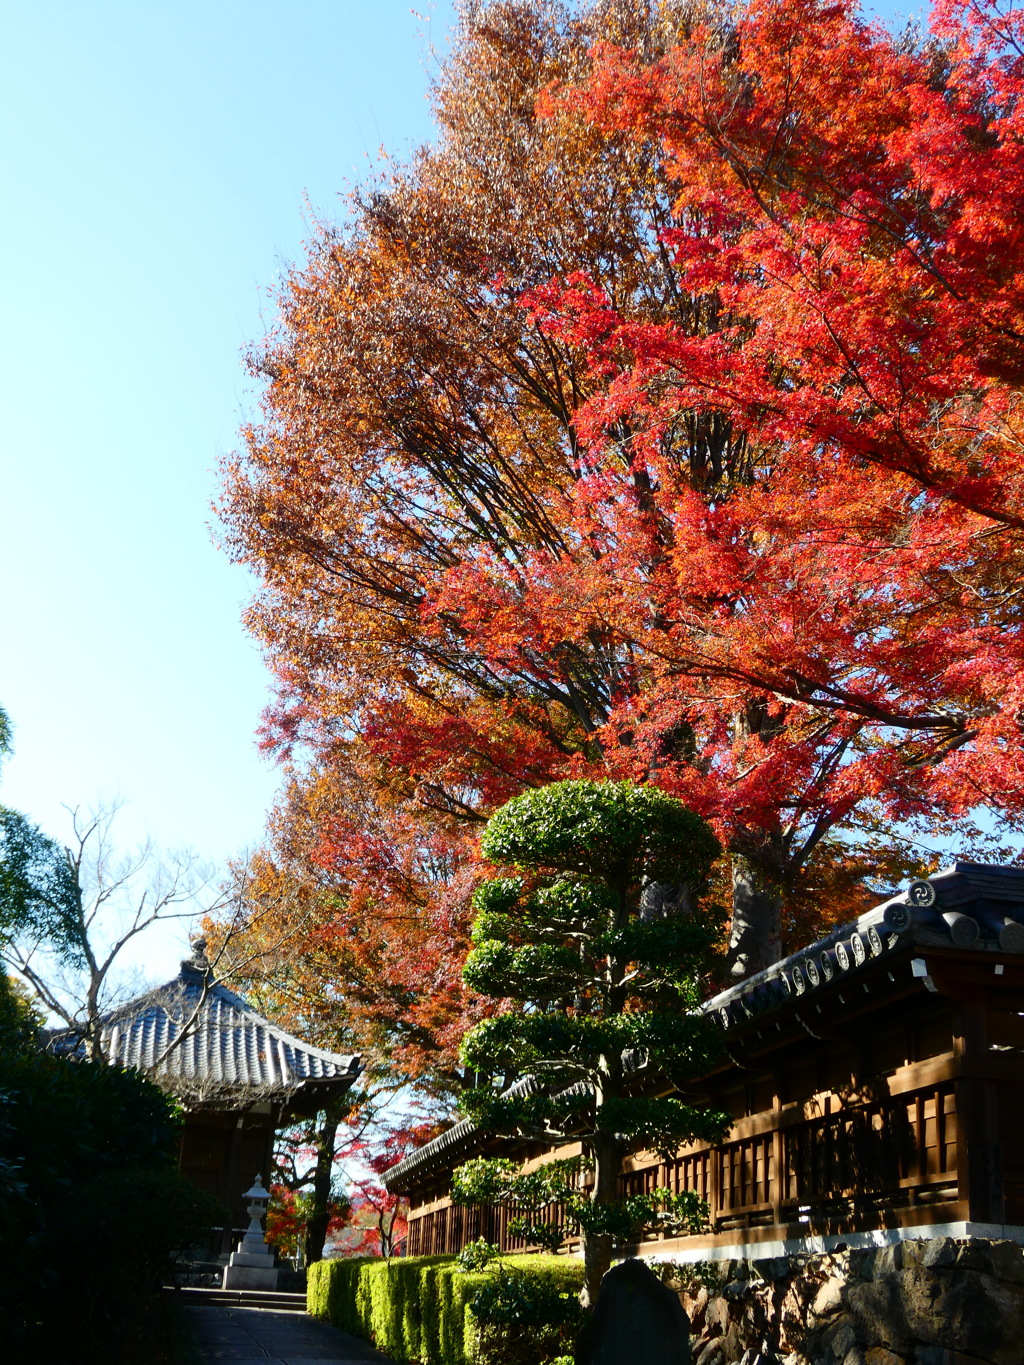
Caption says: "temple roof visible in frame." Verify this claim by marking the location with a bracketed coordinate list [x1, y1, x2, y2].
[383, 860, 1024, 1191]
[706, 860, 1024, 1034]
[48, 942, 361, 1108]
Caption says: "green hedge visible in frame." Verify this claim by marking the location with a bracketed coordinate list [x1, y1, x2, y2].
[308, 1254, 583, 1365]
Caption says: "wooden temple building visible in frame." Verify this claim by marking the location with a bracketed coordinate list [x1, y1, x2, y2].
[385, 862, 1024, 1262]
[49, 941, 361, 1256]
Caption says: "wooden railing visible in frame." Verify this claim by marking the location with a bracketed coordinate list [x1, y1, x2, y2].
[404, 1081, 959, 1257]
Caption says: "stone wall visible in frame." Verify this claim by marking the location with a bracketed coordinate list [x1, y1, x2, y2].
[661, 1237, 1024, 1365]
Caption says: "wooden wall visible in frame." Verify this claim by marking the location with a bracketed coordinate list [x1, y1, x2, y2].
[177, 1108, 277, 1257]
[403, 967, 1024, 1258]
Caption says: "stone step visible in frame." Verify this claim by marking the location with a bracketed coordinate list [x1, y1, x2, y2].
[168, 1285, 308, 1312]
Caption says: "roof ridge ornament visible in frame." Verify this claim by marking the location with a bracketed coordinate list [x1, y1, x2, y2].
[183, 936, 212, 974]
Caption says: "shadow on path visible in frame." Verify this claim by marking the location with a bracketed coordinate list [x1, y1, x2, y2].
[185, 1305, 398, 1365]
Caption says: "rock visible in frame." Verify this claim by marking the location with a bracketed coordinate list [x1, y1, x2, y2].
[676, 1237, 1024, 1365]
[705, 1293, 730, 1335]
[821, 1314, 858, 1360]
[822, 1250, 852, 1280]
[899, 1265, 1024, 1365]
[868, 1244, 904, 1281]
[864, 1349, 905, 1365]
[739, 1288, 770, 1336]
[724, 1278, 752, 1301]
[694, 1341, 723, 1365]
[576, 1258, 692, 1365]
[918, 1238, 958, 1271]
[782, 1274, 819, 1316]
[754, 1257, 793, 1283]
[810, 1277, 846, 1322]
[779, 1280, 816, 1355]
[846, 1277, 912, 1352]
[720, 1319, 748, 1362]
[912, 1348, 991, 1365]
[893, 1263, 943, 1341]
[681, 1282, 711, 1333]
[958, 1238, 1024, 1286]
[848, 1248, 877, 1280]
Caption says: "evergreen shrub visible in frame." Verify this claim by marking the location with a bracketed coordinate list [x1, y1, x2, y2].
[469, 1258, 584, 1365]
[307, 1253, 584, 1364]
[0, 971, 222, 1364]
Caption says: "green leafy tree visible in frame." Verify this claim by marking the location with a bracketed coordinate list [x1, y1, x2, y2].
[0, 706, 79, 953]
[454, 779, 731, 1308]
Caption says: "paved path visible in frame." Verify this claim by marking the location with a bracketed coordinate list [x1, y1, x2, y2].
[185, 1305, 398, 1364]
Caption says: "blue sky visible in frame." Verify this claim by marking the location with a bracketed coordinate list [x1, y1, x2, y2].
[0, 2, 456, 956]
[0, 0, 923, 979]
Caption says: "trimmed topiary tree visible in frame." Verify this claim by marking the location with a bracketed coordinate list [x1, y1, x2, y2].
[455, 779, 731, 1309]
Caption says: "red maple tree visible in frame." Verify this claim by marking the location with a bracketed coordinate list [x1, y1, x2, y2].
[511, 0, 1024, 958]
[220, 0, 1024, 1041]
[267, 1100, 435, 1263]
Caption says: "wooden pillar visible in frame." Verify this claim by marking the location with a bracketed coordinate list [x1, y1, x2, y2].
[220, 1115, 245, 1257]
[710, 1139, 721, 1229]
[954, 996, 1005, 1225]
[772, 1089, 784, 1228]
[263, 1106, 281, 1188]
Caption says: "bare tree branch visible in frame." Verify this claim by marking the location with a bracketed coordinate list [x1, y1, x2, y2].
[2, 802, 230, 1061]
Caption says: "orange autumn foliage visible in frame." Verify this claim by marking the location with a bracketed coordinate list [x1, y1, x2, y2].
[211, 756, 492, 1090]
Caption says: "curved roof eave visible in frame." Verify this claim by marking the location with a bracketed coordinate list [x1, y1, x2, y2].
[45, 948, 362, 1103]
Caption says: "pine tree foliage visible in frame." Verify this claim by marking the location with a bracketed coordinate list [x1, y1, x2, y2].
[453, 779, 730, 1307]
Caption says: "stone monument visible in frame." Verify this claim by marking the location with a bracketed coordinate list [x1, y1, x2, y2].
[222, 1174, 280, 1291]
[575, 1258, 691, 1365]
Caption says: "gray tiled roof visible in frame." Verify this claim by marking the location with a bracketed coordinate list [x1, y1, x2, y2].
[383, 860, 1024, 1191]
[48, 947, 361, 1104]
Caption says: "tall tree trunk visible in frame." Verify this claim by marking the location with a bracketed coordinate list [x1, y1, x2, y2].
[724, 705, 789, 981]
[639, 878, 693, 921]
[726, 846, 783, 982]
[303, 1104, 342, 1266]
[581, 1129, 623, 1310]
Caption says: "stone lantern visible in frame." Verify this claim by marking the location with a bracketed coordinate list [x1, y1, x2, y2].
[222, 1174, 279, 1291]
